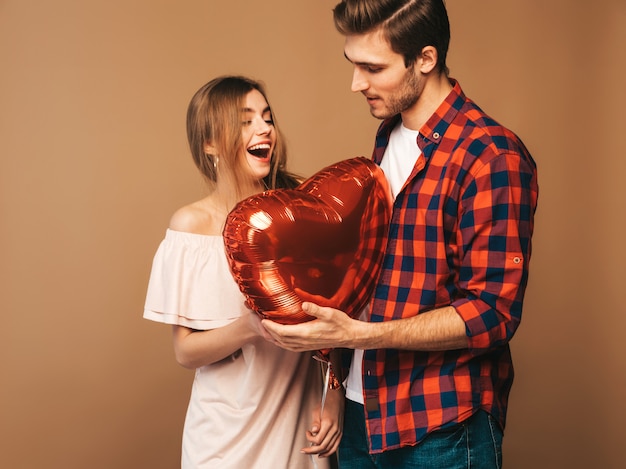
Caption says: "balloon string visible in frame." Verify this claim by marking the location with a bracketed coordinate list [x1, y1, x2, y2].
[310, 355, 332, 469]
[317, 356, 331, 420]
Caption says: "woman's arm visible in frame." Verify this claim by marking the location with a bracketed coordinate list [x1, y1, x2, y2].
[172, 311, 269, 369]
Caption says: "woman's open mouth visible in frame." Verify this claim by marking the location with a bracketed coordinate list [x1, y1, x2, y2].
[247, 143, 271, 159]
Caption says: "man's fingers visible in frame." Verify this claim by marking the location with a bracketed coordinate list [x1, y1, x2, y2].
[302, 302, 338, 319]
[301, 301, 323, 317]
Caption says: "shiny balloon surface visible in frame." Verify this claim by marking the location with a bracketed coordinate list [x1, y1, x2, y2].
[223, 157, 392, 324]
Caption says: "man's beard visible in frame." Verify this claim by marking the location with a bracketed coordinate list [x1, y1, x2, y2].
[372, 66, 421, 120]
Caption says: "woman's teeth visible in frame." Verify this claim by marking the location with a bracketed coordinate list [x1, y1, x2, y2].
[248, 143, 270, 158]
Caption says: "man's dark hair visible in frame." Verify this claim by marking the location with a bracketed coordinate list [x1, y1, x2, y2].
[333, 0, 450, 74]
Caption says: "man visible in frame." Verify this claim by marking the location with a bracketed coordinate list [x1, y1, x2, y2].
[263, 1, 538, 467]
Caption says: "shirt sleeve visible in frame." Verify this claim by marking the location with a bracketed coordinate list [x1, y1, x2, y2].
[452, 150, 538, 355]
[143, 229, 250, 330]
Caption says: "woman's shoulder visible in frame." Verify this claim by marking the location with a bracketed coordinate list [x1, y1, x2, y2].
[169, 197, 224, 236]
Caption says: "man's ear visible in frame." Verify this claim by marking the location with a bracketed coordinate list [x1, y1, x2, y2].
[418, 45, 438, 74]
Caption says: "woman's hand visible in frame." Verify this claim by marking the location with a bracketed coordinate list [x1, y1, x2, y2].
[240, 308, 274, 342]
[301, 386, 345, 458]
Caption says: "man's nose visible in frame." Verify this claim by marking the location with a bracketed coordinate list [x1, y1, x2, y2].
[351, 68, 368, 93]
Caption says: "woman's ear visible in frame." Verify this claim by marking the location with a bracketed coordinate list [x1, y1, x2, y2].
[418, 45, 438, 74]
[203, 142, 217, 155]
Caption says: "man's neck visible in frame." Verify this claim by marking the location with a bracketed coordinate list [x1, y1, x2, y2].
[401, 74, 453, 132]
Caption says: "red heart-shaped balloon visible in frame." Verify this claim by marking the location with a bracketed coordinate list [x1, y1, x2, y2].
[223, 157, 392, 324]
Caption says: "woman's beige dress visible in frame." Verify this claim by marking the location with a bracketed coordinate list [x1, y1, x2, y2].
[144, 230, 330, 469]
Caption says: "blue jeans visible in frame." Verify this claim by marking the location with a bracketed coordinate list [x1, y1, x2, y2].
[338, 400, 503, 469]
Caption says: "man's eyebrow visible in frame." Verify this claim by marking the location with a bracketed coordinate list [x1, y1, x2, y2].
[344, 52, 382, 67]
[343, 52, 359, 64]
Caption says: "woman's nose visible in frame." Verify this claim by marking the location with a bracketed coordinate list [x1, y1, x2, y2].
[255, 118, 271, 135]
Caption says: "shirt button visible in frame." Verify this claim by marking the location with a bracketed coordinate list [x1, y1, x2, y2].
[433, 132, 440, 139]
[513, 256, 522, 264]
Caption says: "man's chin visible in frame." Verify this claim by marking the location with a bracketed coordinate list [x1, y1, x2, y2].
[369, 107, 391, 120]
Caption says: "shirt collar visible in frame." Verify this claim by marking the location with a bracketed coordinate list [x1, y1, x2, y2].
[373, 79, 465, 163]
[419, 78, 464, 146]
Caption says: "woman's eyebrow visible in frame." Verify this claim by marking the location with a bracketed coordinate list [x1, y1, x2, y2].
[242, 106, 271, 114]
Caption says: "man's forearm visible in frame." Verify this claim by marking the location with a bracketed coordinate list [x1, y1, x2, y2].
[356, 306, 468, 351]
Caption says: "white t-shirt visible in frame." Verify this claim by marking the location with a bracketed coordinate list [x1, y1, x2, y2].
[345, 121, 422, 404]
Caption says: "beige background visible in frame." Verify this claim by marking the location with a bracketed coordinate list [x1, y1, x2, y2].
[1, 0, 625, 467]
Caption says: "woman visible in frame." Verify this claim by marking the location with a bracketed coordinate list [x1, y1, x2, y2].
[144, 76, 343, 468]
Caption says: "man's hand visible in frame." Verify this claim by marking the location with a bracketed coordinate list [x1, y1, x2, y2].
[262, 302, 361, 352]
[263, 302, 469, 353]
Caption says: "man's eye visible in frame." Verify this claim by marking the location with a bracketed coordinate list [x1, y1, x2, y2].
[367, 67, 383, 73]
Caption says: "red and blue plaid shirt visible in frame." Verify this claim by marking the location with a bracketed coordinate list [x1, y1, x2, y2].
[361, 80, 538, 453]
